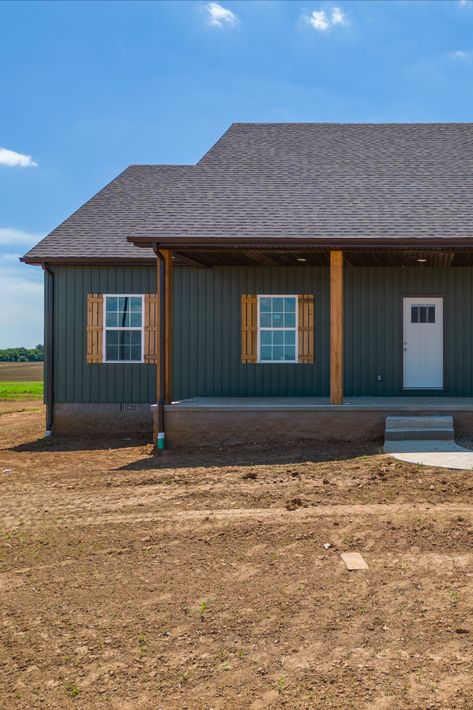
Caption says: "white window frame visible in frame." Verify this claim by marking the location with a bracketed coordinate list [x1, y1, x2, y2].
[257, 294, 298, 364]
[103, 294, 145, 364]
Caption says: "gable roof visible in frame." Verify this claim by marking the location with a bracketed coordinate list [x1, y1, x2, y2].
[130, 123, 473, 246]
[22, 165, 191, 263]
[23, 123, 473, 264]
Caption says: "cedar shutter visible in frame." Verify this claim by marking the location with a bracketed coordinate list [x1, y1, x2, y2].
[86, 294, 103, 364]
[298, 294, 314, 364]
[144, 294, 158, 364]
[241, 294, 257, 363]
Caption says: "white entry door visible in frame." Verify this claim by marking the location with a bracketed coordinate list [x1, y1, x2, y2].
[403, 297, 443, 389]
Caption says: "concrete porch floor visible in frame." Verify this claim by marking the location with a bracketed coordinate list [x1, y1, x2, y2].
[163, 397, 473, 446]
[168, 396, 473, 412]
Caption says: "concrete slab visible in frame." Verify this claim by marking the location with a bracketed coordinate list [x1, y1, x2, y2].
[341, 552, 369, 571]
[384, 440, 473, 470]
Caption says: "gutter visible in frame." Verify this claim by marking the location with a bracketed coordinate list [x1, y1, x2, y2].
[42, 264, 54, 436]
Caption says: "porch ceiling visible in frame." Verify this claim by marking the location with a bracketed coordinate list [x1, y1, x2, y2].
[173, 249, 473, 268]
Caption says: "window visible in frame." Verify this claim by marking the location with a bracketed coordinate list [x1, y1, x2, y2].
[104, 295, 144, 362]
[411, 304, 435, 324]
[258, 295, 297, 363]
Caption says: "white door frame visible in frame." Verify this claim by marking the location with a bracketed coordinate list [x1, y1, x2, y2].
[402, 296, 444, 390]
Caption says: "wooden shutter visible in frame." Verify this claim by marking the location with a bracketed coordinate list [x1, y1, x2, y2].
[86, 294, 103, 364]
[144, 294, 158, 364]
[241, 294, 257, 363]
[298, 294, 314, 364]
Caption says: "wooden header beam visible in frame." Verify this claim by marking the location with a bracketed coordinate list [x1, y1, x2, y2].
[330, 250, 344, 405]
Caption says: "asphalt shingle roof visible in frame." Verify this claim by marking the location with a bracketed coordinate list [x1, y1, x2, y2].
[131, 123, 473, 243]
[23, 124, 473, 262]
[22, 165, 191, 262]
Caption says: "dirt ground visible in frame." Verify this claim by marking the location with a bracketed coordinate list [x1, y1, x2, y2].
[2, 405, 473, 709]
[0, 362, 43, 381]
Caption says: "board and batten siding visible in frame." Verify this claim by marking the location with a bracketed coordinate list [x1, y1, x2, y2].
[50, 265, 156, 403]
[173, 266, 330, 399]
[47, 264, 473, 403]
[344, 267, 473, 397]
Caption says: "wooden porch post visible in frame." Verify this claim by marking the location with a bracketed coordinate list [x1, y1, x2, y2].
[155, 248, 173, 405]
[330, 250, 344, 405]
[163, 249, 173, 405]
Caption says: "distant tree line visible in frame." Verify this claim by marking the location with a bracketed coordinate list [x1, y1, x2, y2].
[0, 345, 44, 362]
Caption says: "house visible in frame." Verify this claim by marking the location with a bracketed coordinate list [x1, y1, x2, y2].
[22, 123, 473, 447]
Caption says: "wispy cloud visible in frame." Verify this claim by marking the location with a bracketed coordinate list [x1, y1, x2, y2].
[0, 227, 42, 247]
[206, 2, 238, 27]
[459, 0, 471, 7]
[306, 6, 347, 32]
[449, 50, 471, 61]
[0, 147, 37, 168]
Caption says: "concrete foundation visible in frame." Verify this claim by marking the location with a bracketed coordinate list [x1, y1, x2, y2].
[53, 403, 153, 436]
[52, 398, 473, 446]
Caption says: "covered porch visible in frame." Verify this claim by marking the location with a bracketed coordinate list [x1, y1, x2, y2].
[142, 242, 473, 446]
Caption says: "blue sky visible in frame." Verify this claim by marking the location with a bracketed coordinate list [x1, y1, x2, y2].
[1, 0, 473, 346]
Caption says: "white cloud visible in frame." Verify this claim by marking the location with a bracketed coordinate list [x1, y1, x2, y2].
[0, 227, 42, 247]
[206, 2, 238, 27]
[459, 0, 471, 7]
[308, 10, 330, 31]
[331, 7, 346, 26]
[450, 50, 471, 60]
[0, 147, 37, 168]
[307, 6, 347, 32]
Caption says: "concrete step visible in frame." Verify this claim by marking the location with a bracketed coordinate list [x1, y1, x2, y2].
[385, 415, 454, 442]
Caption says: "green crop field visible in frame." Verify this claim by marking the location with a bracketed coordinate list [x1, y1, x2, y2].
[0, 363, 44, 400]
[0, 382, 44, 400]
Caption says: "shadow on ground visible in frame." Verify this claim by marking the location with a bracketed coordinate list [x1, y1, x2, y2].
[115, 439, 383, 471]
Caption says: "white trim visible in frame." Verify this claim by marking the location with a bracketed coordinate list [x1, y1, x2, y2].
[256, 294, 298, 364]
[102, 294, 145, 364]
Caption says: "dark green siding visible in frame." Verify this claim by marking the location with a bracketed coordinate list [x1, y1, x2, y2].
[173, 266, 330, 399]
[344, 267, 473, 396]
[49, 263, 473, 403]
[51, 265, 156, 403]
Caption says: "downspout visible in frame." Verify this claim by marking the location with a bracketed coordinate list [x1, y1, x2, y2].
[153, 245, 166, 450]
[42, 264, 54, 436]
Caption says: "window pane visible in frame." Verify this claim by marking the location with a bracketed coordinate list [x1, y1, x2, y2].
[284, 347, 296, 361]
[107, 330, 118, 345]
[285, 331, 296, 346]
[260, 346, 272, 361]
[284, 313, 295, 328]
[272, 298, 284, 313]
[428, 306, 435, 323]
[284, 297, 296, 312]
[260, 298, 271, 313]
[419, 306, 427, 323]
[260, 331, 272, 346]
[272, 345, 284, 361]
[411, 306, 418, 323]
[273, 330, 284, 345]
[271, 312, 283, 326]
[260, 313, 272, 327]
[106, 296, 118, 312]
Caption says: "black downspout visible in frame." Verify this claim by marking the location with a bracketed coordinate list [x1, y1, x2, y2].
[153, 245, 166, 449]
[42, 264, 54, 436]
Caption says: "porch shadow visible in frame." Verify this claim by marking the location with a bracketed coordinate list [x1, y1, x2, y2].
[115, 439, 383, 472]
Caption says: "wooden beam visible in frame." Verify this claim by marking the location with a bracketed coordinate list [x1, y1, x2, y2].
[163, 249, 173, 404]
[330, 250, 344, 405]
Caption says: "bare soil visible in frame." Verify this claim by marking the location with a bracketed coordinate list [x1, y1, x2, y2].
[0, 362, 43, 381]
[2, 405, 473, 709]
